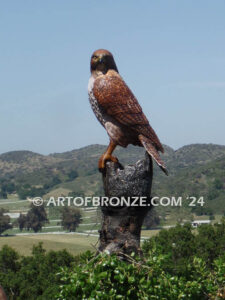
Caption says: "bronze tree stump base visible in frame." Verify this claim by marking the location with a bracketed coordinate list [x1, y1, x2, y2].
[98, 152, 153, 257]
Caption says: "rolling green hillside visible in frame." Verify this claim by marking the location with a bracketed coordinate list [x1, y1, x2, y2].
[0, 143, 225, 214]
[153, 154, 225, 214]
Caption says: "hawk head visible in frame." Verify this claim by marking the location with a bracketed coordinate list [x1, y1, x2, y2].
[90, 49, 118, 75]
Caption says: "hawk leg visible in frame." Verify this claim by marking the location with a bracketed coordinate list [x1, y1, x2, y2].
[99, 140, 118, 170]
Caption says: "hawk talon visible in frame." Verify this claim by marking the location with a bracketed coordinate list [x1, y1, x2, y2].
[98, 155, 118, 170]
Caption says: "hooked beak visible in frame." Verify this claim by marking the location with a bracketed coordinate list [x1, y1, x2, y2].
[98, 56, 104, 63]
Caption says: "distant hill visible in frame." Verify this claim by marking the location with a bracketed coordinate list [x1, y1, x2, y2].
[153, 153, 225, 214]
[0, 150, 62, 179]
[170, 143, 225, 169]
[0, 143, 224, 214]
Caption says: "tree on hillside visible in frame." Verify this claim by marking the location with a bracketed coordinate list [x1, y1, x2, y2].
[68, 191, 85, 198]
[61, 207, 82, 232]
[16, 213, 27, 231]
[2, 183, 15, 194]
[25, 204, 49, 233]
[213, 178, 223, 190]
[67, 170, 78, 181]
[171, 207, 194, 224]
[17, 186, 45, 200]
[0, 208, 12, 235]
[0, 190, 7, 199]
[52, 176, 61, 186]
[144, 209, 160, 229]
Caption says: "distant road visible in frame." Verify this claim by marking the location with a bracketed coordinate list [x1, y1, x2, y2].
[9, 230, 148, 241]
[13, 231, 99, 237]
[0, 200, 28, 204]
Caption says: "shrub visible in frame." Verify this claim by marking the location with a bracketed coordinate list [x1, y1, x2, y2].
[0, 243, 77, 300]
[57, 251, 225, 299]
[142, 219, 225, 276]
[0, 209, 12, 235]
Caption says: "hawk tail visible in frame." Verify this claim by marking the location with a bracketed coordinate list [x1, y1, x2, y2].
[139, 134, 168, 175]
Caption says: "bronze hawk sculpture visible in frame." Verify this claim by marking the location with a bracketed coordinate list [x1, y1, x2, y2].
[88, 49, 168, 175]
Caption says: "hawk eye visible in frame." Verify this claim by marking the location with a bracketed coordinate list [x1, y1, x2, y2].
[92, 55, 97, 60]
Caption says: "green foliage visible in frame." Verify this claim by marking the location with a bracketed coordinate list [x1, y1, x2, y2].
[56, 221, 225, 299]
[68, 191, 85, 198]
[25, 204, 49, 233]
[143, 208, 160, 229]
[209, 214, 215, 220]
[0, 208, 12, 235]
[193, 206, 214, 216]
[0, 221, 224, 299]
[61, 207, 82, 232]
[0, 190, 7, 199]
[67, 170, 78, 181]
[143, 219, 225, 275]
[16, 213, 27, 231]
[57, 251, 225, 300]
[52, 176, 61, 185]
[208, 188, 219, 200]
[1, 182, 15, 193]
[0, 243, 77, 300]
[213, 178, 223, 190]
[143, 223, 196, 277]
[195, 220, 225, 265]
[17, 186, 46, 199]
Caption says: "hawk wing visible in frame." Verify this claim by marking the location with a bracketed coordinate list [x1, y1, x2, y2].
[93, 70, 164, 153]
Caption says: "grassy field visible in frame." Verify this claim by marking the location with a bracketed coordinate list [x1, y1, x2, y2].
[0, 229, 159, 256]
[0, 233, 98, 256]
[141, 229, 160, 238]
[0, 199, 30, 211]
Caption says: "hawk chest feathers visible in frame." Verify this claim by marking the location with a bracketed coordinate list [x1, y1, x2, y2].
[88, 75, 132, 147]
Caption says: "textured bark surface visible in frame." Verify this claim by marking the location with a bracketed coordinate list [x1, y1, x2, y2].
[98, 152, 153, 257]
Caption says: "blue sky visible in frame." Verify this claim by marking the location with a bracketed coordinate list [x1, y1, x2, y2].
[0, 0, 225, 154]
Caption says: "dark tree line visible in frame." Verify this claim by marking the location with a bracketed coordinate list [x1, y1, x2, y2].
[0, 204, 82, 235]
[0, 209, 12, 235]
[16, 205, 82, 233]
[17, 205, 49, 233]
[0, 168, 78, 200]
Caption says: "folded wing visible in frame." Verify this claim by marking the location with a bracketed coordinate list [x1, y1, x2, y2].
[93, 70, 164, 153]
